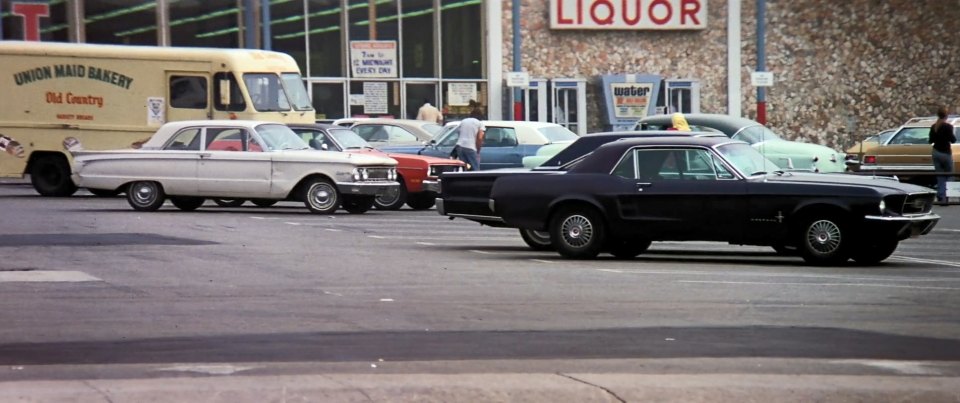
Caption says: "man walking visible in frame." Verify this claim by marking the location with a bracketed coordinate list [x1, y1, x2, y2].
[416, 99, 443, 124]
[456, 117, 484, 171]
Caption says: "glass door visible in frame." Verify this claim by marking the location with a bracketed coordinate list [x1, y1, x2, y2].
[309, 81, 347, 122]
[404, 82, 439, 121]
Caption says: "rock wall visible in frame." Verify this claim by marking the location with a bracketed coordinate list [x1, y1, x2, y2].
[502, 0, 960, 149]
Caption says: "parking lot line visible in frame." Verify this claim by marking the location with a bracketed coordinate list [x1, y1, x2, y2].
[677, 280, 960, 291]
[889, 256, 960, 268]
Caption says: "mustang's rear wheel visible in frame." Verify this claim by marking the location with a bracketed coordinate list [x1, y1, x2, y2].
[405, 192, 436, 210]
[213, 199, 246, 207]
[549, 206, 606, 259]
[170, 196, 205, 211]
[374, 180, 407, 210]
[851, 238, 899, 265]
[302, 178, 339, 214]
[798, 215, 851, 265]
[251, 199, 278, 207]
[519, 229, 553, 251]
[126, 181, 165, 211]
[607, 238, 652, 259]
[342, 195, 375, 214]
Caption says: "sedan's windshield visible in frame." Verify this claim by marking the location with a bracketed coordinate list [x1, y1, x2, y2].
[716, 142, 782, 176]
[731, 125, 784, 144]
[281, 73, 314, 111]
[421, 123, 443, 136]
[538, 126, 579, 142]
[329, 128, 372, 149]
[256, 124, 310, 151]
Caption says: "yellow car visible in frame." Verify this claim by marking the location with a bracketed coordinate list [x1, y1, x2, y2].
[844, 128, 895, 171]
[859, 117, 960, 184]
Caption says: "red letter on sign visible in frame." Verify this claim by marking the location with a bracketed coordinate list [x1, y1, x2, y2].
[557, 0, 573, 25]
[622, 0, 642, 25]
[591, 0, 615, 25]
[680, 0, 702, 25]
[12, 2, 49, 41]
[648, 0, 672, 25]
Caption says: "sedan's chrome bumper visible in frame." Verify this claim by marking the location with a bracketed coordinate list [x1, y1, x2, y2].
[421, 179, 440, 194]
[336, 181, 399, 196]
[864, 213, 940, 238]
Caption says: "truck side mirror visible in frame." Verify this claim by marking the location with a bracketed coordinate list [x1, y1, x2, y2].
[219, 79, 231, 105]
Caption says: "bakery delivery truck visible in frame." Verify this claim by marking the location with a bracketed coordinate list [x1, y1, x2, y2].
[0, 41, 316, 196]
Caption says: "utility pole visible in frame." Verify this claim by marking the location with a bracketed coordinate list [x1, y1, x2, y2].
[756, 0, 767, 124]
[511, 0, 521, 120]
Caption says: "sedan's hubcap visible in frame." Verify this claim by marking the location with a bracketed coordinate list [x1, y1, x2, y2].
[807, 220, 841, 254]
[133, 184, 155, 205]
[310, 184, 336, 210]
[561, 215, 593, 248]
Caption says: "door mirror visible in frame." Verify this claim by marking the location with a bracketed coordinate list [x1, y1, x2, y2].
[321, 143, 329, 150]
[218, 79, 231, 106]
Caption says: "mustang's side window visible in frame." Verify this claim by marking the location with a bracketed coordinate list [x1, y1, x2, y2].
[611, 150, 636, 179]
[165, 128, 201, 151]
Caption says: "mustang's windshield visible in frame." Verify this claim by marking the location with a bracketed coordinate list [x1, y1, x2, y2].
[716, 143, 782, 176]
[329, 128, 372, 149]
[731, 125, 784, 144]
[256, 124, 310, 151]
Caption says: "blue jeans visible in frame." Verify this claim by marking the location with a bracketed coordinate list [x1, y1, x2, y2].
[932, 149, 953, 201]
[458, 147, 480, 171]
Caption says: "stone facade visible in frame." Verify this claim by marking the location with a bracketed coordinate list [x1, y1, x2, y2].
[502, 0, 960, 150]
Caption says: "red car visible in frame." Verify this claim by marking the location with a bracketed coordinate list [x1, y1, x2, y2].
[289, 123, 464, 210]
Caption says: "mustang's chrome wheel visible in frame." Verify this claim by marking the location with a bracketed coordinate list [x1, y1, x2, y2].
[549, 206, 605, 259]
[561, 215, 594, 248]
[806, 219, 842, 254]
[126, 181, 165, 211]
[303, 179, 339, 214]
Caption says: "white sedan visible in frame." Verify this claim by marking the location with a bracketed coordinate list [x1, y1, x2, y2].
[72, 120, 398, 214]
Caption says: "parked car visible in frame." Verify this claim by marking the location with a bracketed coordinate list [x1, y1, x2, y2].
[381, 120, 579, 170]
[346, 118, 444, 148]
[637, 114, 846, 173]
[288, 123, 465, 210]
[859, 116, 960, 184]
[844, 128, 896, 171]
[443, 136, 939, 265]
[438, 130, 727, 250]
[71, 120, 398, 214]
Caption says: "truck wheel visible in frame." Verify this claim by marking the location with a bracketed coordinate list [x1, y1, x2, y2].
[126, 181, 165, 211]
[30, 155, 77, 197]
[302, 178, 339, 214]
[251, 199, 278, 207]
[213, 199, 246, 207]
[851, 238, 899, 265]
[519, 229, 553, 251]
[549, 206, 606, 259]
[798, 214, 851, 265]
[405, 192, 436, 210]
[342, 195, 375, 214]
[170, 196, 205, 211]
[607, 238, 651, 259]
[374, 180, 407, 210]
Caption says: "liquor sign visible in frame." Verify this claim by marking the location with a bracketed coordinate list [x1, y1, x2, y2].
[550, 0, 707, 30]
[350, 41, 398, 78]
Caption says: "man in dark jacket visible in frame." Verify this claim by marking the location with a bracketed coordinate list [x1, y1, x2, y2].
[929, 106, 957, 204]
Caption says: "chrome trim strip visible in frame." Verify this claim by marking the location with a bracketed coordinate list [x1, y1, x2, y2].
[859, 165, 934, 171]
[864, 213, 940, 222]
[447, 213, 505, 223]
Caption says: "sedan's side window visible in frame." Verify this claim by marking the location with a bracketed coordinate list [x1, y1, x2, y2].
[206, 128, 262, 152]
[483, 127, 518, 147]
[164, 128, 201, 151]
[384, 126, 418, 142]
[438, 129, 460, 147]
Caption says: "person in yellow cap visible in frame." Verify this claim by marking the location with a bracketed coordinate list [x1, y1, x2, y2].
[670, 112, 691, 131]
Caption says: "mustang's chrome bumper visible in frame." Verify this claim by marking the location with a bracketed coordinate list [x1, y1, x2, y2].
[336, 181, 399, 196]
[421, 179, 440, 194]
[864, 213, 940, 238]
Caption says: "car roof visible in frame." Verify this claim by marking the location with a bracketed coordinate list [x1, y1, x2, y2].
[569, 136, 744, 173]
[901, 117, 960, 127]
[640, 113, 761, 133]
[537, 131, 727, 168]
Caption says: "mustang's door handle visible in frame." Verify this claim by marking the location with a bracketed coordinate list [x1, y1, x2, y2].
[636, 182, 652, 192]
[199, 153, 212, 159]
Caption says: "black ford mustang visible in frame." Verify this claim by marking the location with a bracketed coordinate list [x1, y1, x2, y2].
[475, 136, 938, 265]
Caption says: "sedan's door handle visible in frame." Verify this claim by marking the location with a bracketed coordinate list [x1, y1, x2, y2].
[199, 153, 212, 159]
[636, 182, 652, 192]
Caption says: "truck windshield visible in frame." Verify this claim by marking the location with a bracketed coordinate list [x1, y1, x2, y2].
[281, 73, 314, 111]
[243, 73, 292, 112]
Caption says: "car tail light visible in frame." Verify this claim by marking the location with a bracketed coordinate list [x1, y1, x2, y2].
[863, 156, 877, 164]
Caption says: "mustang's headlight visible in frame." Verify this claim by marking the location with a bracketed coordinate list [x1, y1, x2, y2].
[879, 200, 886, 214]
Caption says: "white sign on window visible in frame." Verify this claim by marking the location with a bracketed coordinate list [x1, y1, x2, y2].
[363, 82, 388, 114]
[350, 41, 398, 78]
[447, 83, 477, 106]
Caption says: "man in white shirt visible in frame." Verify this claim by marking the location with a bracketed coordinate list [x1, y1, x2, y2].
[455, 118, 484, 171]
[416, 99, 443, 124]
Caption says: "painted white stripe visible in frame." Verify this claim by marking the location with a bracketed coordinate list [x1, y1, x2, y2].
[416, 242, 436, 246]
[158, 364, 253, 375]
[530, 259, 554, 264]
[831, 360, 940, 375]
[249, 216, 279, 220]
[285, 222, 301, 226]
[368, 235, 385, 239]
[365, 236, 520, 241]
[595, 268, 960, 282]
[0, 271, 101, 283]
[470, 250, 497, 255]
[380, 298, 394, 302]
[677, 280, 960, 290]
[324, 228, 341, 232]
[890, 256, 960, 268]
[935, 228, 960, 233]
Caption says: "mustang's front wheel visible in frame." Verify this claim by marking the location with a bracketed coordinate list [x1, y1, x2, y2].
[519, 229, 553, 251]
[127, 181, 165, 211]
[302, 178, 339, 214]
[549, 206, 606, 259]
[850, 238, 899, 265]
[798, 215, 851, 265]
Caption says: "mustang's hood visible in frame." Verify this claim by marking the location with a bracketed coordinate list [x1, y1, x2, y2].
[276, 150, 397, 166]
[760, 172, 934, 193]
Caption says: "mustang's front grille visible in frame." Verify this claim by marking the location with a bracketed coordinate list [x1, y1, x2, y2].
[901, 193, 934, 215]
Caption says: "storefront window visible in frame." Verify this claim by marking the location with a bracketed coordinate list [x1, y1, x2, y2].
[349, 80, 400, 118]
[170, 0, 240, 48]
[401, 0, 434, 78]
[307, 0, 343, 77]
[440, 0, 482, 79]
[442, 81, 485, 121]
[86, 1, 156, 45]
[347, 0, 397, 42]
[270, 0, 307, 74]
[312, 82, 346, 120]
